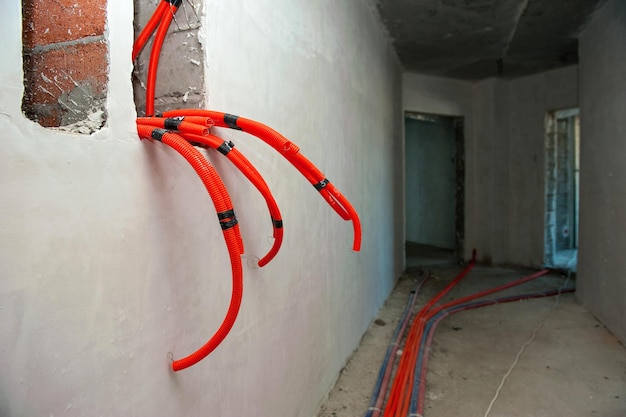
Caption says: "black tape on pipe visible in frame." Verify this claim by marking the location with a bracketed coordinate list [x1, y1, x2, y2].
[164, 117, 184, 130]
[151, 128, 169, 142]
[224, 114, 242, 131]
[217, 141, 235, 155]
[314, 178, 330, 191]
[220, 218, 239, 230]
[217, 209, 238, 230]
[217, 209, 236, 221]
[273, 219, 283, 229]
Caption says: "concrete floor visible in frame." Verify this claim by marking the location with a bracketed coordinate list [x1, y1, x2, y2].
[405, 242, 457, 269]
[317, 253, 626, 417]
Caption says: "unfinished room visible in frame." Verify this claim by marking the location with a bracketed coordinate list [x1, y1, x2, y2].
[1, 0, 624, 416]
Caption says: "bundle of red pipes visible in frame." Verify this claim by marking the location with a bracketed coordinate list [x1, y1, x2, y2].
[133, 0, 361, 372]
[367, 252, 575, 417]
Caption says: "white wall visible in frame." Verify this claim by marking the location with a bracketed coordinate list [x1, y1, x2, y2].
[578, 0, 626, 343]
[0, 1, 402, 416]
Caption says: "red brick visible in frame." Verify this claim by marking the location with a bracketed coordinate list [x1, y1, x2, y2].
[22, 0, 106, 48]
[22, 105, 62, 127]
[37, 113, 62, 127]
[23, 42, 108, 105]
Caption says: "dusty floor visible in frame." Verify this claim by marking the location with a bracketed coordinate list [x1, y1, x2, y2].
[316, 254, 626, 417]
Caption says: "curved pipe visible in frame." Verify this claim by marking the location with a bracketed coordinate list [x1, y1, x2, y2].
[145, 5, 178, 116]
[290, 154, 351, 221]
[383, 259, 476, 417]
[408, 268, 550, 415]
[376, 265, 568, 417]
[136, 124, 244, 372]
[183, 132, 284, 267]
[132, 0, 168, 61]
[161, 109, 362, 251]
[135, 0, 362, 373]
[136, 125, 244, 254]
[365, 272, 430, 417]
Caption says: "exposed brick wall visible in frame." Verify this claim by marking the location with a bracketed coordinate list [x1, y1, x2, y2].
[133, 0, 204, 116]
[22, 0, 108, 133]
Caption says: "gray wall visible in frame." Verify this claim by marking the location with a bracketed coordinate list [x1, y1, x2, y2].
[404, 69, 578, 266]
[578, 0, 626, 343]
[504, 67, 579, 266]
[470, 69, 578, 266]
[470, 78, 510, 264]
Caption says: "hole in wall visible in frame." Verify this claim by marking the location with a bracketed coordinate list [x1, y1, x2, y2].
[404, 112, 465, 269]
[132, 0, 205, 116]
[21, 0, 108, 133]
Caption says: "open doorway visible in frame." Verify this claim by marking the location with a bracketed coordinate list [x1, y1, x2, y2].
[405, 112, 464, 268]
[545, 108, 580, 271]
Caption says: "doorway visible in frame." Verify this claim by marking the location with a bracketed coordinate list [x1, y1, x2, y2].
[544, 108, 580, 271]
[405, 112, 464, 267]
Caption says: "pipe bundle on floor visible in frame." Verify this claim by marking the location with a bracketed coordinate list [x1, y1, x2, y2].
[134, 0, 361, 371]
[367, 258, 575, 416]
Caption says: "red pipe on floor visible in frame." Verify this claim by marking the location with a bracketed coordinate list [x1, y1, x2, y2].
[384, 254, 476, 417]
[368, 272, 430, 417]
[415, 285, 573, 416]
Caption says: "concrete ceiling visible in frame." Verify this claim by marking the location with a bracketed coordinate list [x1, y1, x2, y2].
[375, 0, 607, 80]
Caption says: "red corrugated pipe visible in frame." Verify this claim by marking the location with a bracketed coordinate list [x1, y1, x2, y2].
[136, 124, 244, 372]
[133, 0, 361, 372]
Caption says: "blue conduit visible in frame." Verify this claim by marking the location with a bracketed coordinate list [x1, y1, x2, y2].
[408, 286, 576, 416]
[365, 268, 575, 417]
[364, 271, 430, 417]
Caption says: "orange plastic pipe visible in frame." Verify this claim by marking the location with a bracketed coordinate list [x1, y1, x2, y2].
[136, 124, 244, 371]
[145, 5, 178, 116]
[161, 109, 362, 251]
[383, 259, 476, 416]
[183, 132, 285, 267]
[137, 117, 210, 136]
[132, 0, 168, 61]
